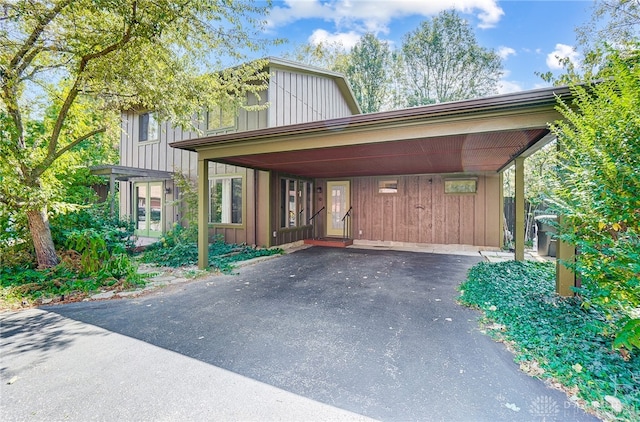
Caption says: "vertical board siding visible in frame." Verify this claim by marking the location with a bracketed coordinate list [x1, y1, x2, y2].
[351, 174, 499, 247]
[268, 68, 355, 127]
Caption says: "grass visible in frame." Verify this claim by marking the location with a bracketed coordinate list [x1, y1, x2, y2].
[458, 260, 639, 421]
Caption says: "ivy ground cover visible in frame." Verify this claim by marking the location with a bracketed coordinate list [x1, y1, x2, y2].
[458, 260, 639, 421]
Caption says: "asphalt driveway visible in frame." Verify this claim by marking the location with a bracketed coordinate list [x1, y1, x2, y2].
[1, 247, 598, 421]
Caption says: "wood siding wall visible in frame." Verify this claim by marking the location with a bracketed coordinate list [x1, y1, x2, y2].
[328, 174, 502, 247]
[268, 69, 353, 127]
[119, 111, 200, 231]
[119, 65, 355, 237]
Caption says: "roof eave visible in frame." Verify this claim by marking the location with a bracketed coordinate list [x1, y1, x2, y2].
[170, 85, 572, 152]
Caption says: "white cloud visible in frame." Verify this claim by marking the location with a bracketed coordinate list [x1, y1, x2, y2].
[497, 72, 522, 94]
[266, 0, 504, 33]
[308, 29, 362, 48]
[497, 46, 516, 60]
[497, 79, 523, 94]
[546, 43, 581, 70]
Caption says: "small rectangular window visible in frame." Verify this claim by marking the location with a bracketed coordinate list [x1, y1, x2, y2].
[445, 178, 477, 194]
[207, 104, 236, 132]
[378, 179, 398, 194]
[139, 112, 158, 142]
[209, 176, 242, 224]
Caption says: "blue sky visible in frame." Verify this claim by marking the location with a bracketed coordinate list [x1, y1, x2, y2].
[253, 0, 595, 93]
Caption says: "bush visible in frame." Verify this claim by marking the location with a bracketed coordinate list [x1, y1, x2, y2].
[549, 47, 640, 351]
[50, 201, 136, 253]
[141, 227, 283, 272]
[0, 203, 143, 307]
[459, 261, 640, 420]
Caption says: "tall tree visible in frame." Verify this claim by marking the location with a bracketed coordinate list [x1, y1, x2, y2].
[577, 0, 640, 50]
[401, 10, 502, 105]
[345, 33, 391, 113]
[283, 41, 349, 73]
[0, 0, 271, 267]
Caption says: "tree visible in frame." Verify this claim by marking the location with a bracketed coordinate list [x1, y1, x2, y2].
[283, 41, 349, 73]
[401, 10, 502, 105]
[549, 47, 640, 351]
[577, 0, 640, 50]
[345, 33, 391, 113]
[1, 0, 271, 267]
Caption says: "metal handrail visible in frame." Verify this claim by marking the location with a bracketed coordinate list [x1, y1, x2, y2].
[309, 206, 325, 223]
[341, 206, 353, 239]
[309, 206, 325, 239]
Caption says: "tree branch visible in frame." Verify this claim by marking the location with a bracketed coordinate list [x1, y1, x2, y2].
[47, 0, 138, 163]
[32, 126, 107, 180]
[9, 0, 72, 75]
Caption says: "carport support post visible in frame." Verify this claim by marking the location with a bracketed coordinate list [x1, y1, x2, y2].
[514, 157, 525, 261]
[198, 158, 209, 269]
[556, 216, 576, 296]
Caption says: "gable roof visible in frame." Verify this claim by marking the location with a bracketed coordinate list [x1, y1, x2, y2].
[264, 57, 361, 115]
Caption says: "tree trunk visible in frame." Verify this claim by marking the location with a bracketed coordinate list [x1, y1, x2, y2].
[27, 208, 59, 268]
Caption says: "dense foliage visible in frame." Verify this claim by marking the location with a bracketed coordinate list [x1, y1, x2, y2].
[1, 203, 143, 307]
[401, 10, 502, 105]
[459, 261, 639, 421]
[549, 48, 640, 351]
[1, 0, 272, 267]
[345, 33, 392, 113]
[284, 9, 502, 111]
[140, 228, 283, 273]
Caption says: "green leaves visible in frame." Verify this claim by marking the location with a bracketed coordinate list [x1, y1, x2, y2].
[140, 228, 283, 271]
[459, 261, 640, 420]
[1, 0, 274, 267]
[549, 47, 640, 346]
[401, 9, 502, 105]
[345, 33, 391, 113]
[614, 319, 640, 351]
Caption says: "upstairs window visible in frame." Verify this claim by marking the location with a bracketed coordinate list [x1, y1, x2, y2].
[139, 112, 159, 143]
[209, 176, 243, 224]
[207, 104, 236, 132]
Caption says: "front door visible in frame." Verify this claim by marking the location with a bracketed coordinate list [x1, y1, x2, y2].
[134, 182, 163, 238]
[326, 180, 351, 237]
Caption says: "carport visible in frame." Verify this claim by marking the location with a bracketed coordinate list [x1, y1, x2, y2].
[171, 86, 576, 295]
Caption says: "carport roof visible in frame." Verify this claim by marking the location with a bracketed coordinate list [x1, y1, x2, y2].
[171, 85, 571, 178]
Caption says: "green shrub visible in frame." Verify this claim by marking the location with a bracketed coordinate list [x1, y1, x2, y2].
[549, 47, 640, 352]
[459, 260, 639, 420]
[141, 227, 283, 271]
[0, 203, 143, 307]
[50, 202, 136, 253]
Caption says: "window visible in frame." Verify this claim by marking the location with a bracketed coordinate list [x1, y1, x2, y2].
[209, 176, 243, 224]
[139, 112, 159, 142]
[280, 177, 313, 228]
[378, 179, 398, 194]
[444, 178, 477, 193]
[207, 104, 236, 132]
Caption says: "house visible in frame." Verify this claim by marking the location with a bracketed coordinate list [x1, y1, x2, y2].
[103, 56, 575, 295]
[99, 58, 360, 240]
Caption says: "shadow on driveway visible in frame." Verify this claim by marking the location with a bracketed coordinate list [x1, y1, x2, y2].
[15, 247, 598, 421]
